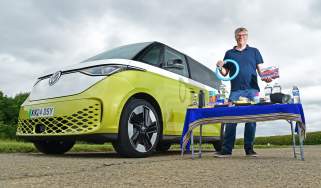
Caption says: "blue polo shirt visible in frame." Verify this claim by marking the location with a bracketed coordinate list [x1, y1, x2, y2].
[223, 45, 263, 91]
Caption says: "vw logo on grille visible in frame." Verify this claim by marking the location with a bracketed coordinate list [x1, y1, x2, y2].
[49, 71, 62, 86]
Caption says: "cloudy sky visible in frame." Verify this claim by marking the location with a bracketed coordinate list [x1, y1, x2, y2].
[1, 0, 320, 137]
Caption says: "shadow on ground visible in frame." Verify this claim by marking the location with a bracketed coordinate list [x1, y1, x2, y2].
[23, 149, 188, 159]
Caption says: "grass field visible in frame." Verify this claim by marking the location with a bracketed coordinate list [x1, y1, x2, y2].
[0, 140, 292, 153]
[0, 131, 320, 153]
[0, 140, 114, 153]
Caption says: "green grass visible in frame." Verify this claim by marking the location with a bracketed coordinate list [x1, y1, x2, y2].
[0, 141, 311, 153]
[236, 131, 321, 145]
[0, 139, 36, 153]
[1, 131, 321, 153]
[171, 143, 290, 151]
[71, 143, 114, 152]
[0, 139, 115, 153]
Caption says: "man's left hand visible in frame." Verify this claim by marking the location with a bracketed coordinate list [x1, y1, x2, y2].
[261, 77, 273, 83]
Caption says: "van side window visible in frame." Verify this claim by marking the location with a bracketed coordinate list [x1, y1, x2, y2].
[187, 56, 220, 89]
[140, 45, 162, 66]
[164, 48, 189, 77]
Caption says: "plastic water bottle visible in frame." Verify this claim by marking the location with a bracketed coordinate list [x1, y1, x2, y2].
[253, 92, 260, 104]
[292, 86, 301, 104]
[264, 84, 272, 102]
[272, 82, 282, 94]
[219, 84, 226, 100]
[224, 88, 229, 103]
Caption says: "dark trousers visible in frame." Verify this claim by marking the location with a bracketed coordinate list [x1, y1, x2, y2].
[222, 122, 256, 154]
[222, 89, 258, 154]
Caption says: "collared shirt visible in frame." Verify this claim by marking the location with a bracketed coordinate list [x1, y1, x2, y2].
[223, 44, 263, 91]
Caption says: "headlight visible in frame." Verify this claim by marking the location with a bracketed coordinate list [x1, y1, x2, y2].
[79, 65, 126, 76]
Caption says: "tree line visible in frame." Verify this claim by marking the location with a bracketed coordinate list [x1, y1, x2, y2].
[0, 91, 29, 139]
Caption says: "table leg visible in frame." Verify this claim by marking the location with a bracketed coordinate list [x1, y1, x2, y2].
[199, 124, 202, 158]
[191, 130, 194, 160]
[297, 123, 305, 161]
[220, 123, 225, 152]
[290, 121, 297, 159]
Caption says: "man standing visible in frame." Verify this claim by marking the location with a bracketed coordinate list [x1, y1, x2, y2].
[215, 27, 272, 157]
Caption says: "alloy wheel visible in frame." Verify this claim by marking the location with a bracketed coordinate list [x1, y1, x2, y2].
[127, 105, 158, 153]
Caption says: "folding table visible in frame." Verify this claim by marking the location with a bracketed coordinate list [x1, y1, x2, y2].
[180, 104, 306, 160]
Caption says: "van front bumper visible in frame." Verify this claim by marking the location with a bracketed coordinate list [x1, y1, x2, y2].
[17, 98, 102, 136]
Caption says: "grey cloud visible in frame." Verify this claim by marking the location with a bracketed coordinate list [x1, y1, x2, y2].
[1, 0, 320, 89]
[1, 0, 314, 64]
[0, 0, 110, 64]
[300, 0, 321, 29]
[100, 1, 235, 43]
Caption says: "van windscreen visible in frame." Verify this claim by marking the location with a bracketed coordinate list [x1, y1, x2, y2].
[82, 42, 152, 63]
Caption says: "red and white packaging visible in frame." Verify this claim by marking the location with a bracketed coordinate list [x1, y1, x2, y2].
[260, 66, 279, 79]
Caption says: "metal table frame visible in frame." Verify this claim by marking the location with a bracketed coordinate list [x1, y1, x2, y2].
[182, 120, 305, 161]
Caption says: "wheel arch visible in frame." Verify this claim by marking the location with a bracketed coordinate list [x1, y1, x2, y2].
[115, 92, 164, 157]
[120, 92, 164, 137]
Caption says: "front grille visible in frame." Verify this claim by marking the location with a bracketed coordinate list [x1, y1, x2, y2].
[17, 104, 101, 135]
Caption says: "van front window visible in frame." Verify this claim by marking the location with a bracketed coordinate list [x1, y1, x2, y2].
[83, 42, 152, 62]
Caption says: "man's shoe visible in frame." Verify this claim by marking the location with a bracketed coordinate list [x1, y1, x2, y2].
[214, 151, 232, 158]
[245, 149, 258, 157]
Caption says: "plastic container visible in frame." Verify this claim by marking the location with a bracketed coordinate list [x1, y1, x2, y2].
[292, 86, 301, 104]
[272, 82, 282, 94]
[264, 84, 273, 102]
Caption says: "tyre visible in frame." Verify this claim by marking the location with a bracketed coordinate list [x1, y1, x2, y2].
[111, 141, 120, 153]
[116, 99, 161, 157]
[156, 143, 171, 152]
[33, 140, 75, 154]
[213, 140, 222, 152]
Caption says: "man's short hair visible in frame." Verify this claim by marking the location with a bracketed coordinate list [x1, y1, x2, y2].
[234, 27, 248, 37]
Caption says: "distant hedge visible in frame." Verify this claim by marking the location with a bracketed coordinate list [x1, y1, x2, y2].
[236, 131, 321, 145]
[0, 91, 29, 139]
[0, 122, 17, 139]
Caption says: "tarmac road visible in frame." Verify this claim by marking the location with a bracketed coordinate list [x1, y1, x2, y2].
[1, 146, 321, 188]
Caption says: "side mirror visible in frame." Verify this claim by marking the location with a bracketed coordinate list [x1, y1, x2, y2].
[163, 59, 184, 70]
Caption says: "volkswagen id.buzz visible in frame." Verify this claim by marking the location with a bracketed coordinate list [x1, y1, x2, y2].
[17, 42, 222, 157]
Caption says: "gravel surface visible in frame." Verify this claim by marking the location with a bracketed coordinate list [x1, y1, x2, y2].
[1, 146, 321, 188]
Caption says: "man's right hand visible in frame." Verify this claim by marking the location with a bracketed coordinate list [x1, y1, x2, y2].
[216, 60, 228, 76]
[216, 60, 224, 68]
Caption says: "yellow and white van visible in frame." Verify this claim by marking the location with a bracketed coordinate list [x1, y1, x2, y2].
[17, 41, 222, 157]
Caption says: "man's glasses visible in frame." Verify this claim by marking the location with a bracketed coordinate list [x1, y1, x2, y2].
[237, 34, 248, 37]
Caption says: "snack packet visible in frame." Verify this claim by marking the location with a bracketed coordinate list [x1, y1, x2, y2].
[260, 66, 279, 79]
